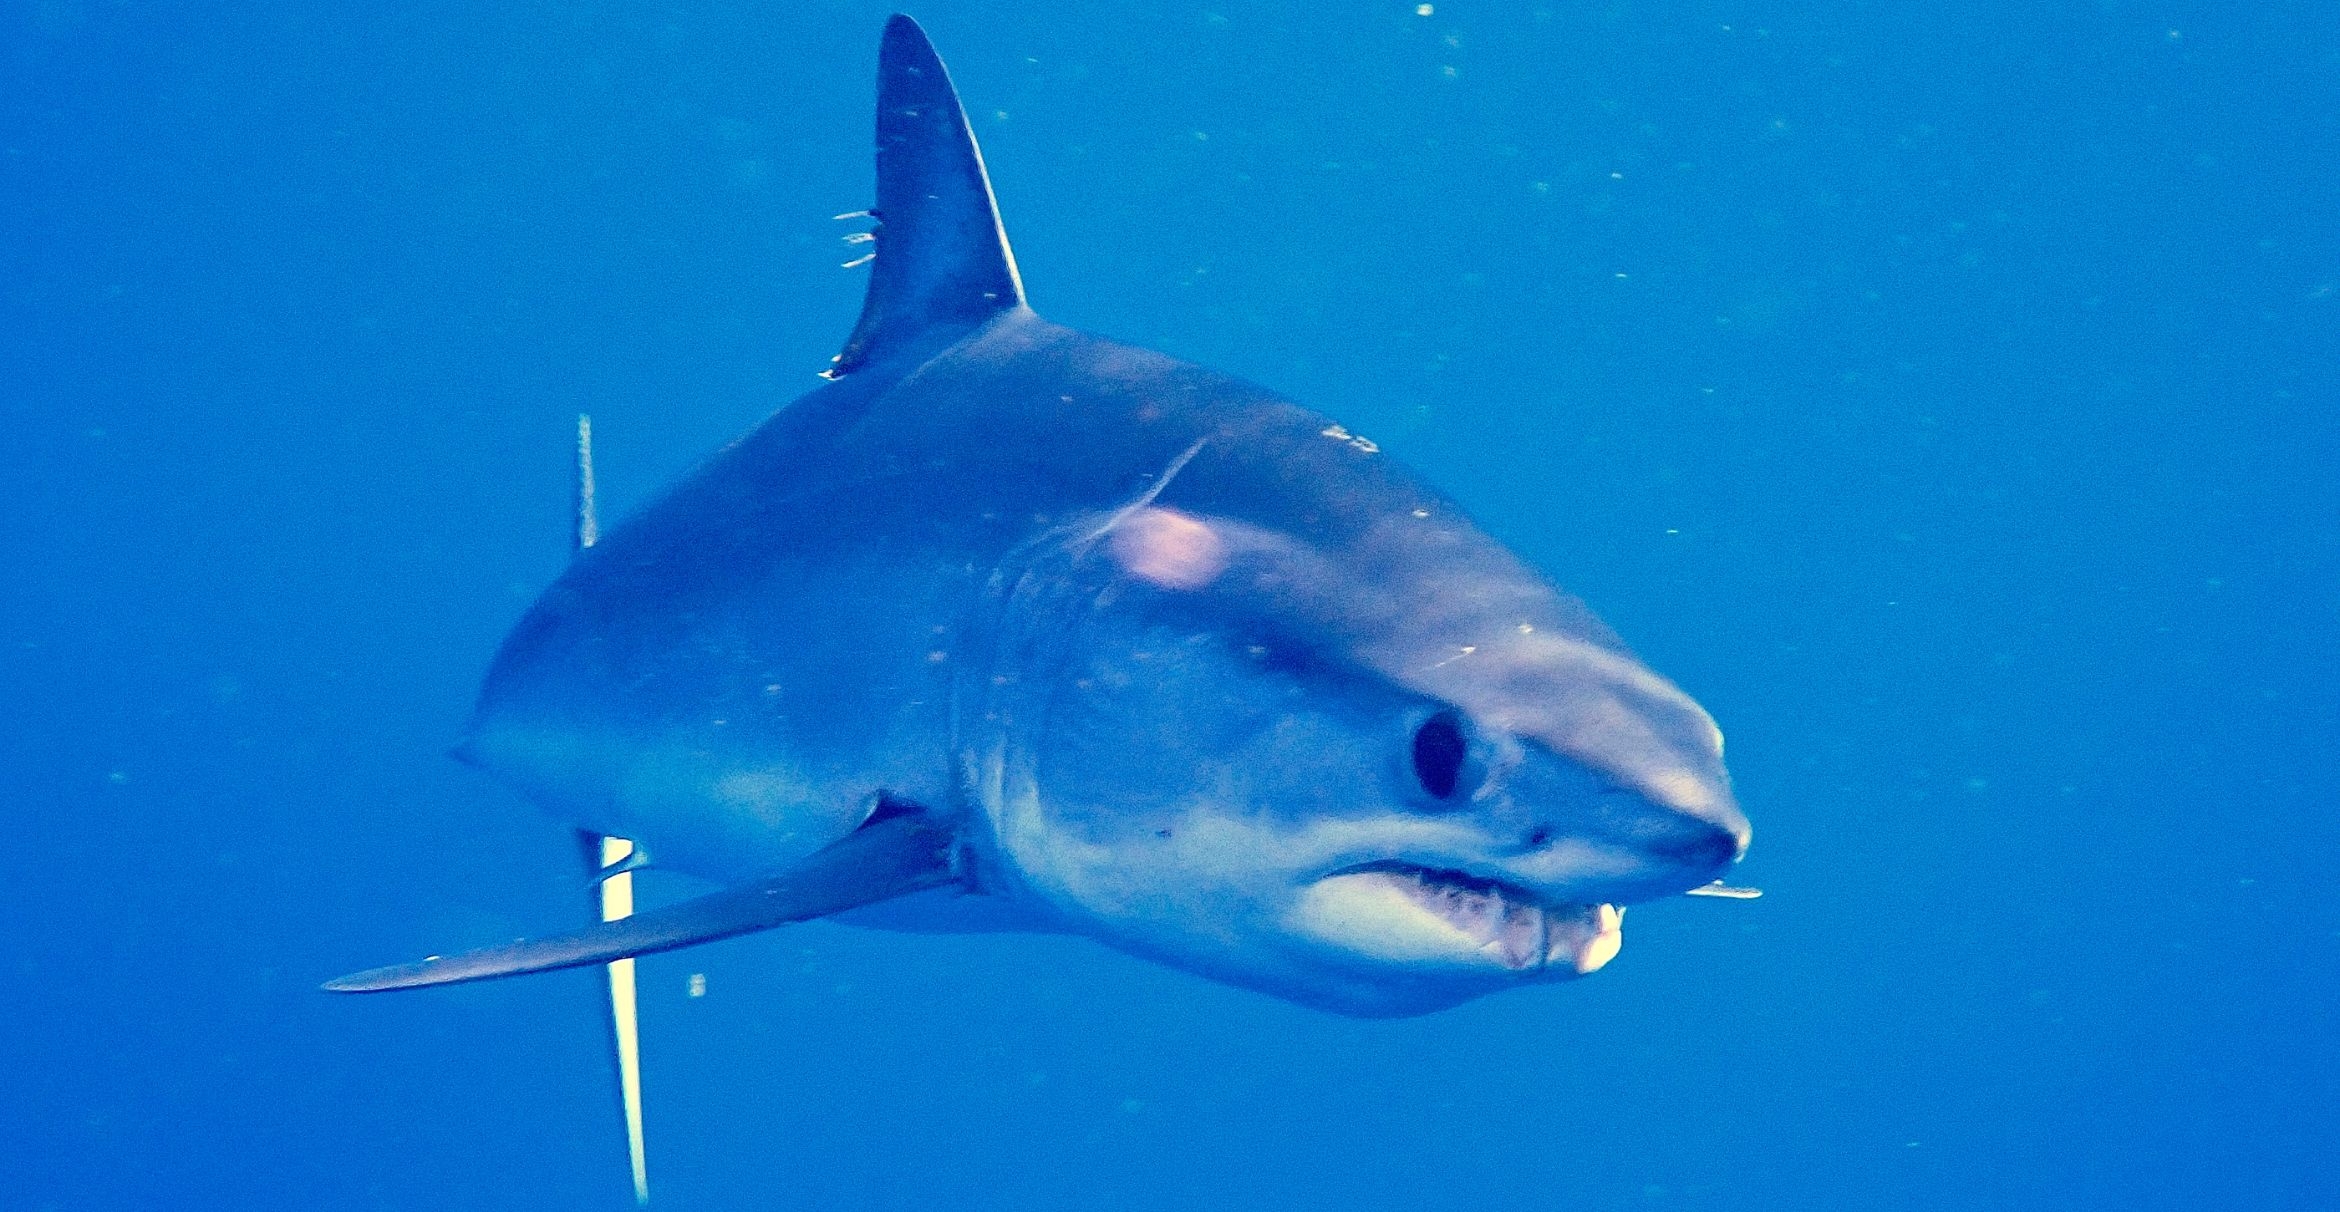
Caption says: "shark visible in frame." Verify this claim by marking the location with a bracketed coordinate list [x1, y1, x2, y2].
[328, 15, 1755, 1204]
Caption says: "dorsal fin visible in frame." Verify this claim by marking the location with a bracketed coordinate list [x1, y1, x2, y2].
[830, 15, 1026, 377]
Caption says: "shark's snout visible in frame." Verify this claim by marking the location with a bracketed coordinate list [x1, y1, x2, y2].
[1658, 817, 1745, 870]
[1638, 790, 1751, 892]
[1616, 789, 1749, 868]
[1491, 750, 1748, 902]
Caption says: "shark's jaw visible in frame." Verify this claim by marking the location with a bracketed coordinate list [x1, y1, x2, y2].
[1291, 865, 1625, 976]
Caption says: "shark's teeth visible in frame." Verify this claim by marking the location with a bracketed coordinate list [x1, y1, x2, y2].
[1550, 902, 1625, 975]
[1373, 868, 1624, 975]
[1291, 867, 1626, 976]
[1389, 868, 1548, 970]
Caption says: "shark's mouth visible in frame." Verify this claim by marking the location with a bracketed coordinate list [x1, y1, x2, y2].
[1295, 864, 1625, 975]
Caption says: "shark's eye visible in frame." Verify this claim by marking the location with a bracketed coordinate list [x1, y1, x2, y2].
[1411, 710, 1471, 801]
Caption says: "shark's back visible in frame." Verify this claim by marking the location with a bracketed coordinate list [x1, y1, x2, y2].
[459, 309, 1560, 878]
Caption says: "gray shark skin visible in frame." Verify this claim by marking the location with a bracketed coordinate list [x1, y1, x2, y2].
[358, 15, 1751, 1019]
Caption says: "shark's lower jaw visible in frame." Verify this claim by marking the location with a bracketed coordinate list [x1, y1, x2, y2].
[1292, 865, 1624, 976]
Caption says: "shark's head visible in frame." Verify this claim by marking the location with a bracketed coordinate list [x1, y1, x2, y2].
[965, 493, 1749, 1017]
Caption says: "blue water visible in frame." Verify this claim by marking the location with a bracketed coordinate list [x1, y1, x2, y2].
[6, 3, 2334, 1209]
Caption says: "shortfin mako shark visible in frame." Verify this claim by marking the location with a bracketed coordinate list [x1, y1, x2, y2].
[329, 15, 1757, 1203]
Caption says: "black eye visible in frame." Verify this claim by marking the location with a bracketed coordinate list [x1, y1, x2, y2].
[1411, 710, 1470, 800]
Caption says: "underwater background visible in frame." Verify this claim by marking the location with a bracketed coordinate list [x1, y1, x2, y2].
[5, 1, 2334, 1209]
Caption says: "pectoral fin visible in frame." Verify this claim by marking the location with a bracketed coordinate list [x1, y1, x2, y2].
[324, 814, 958, 994]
